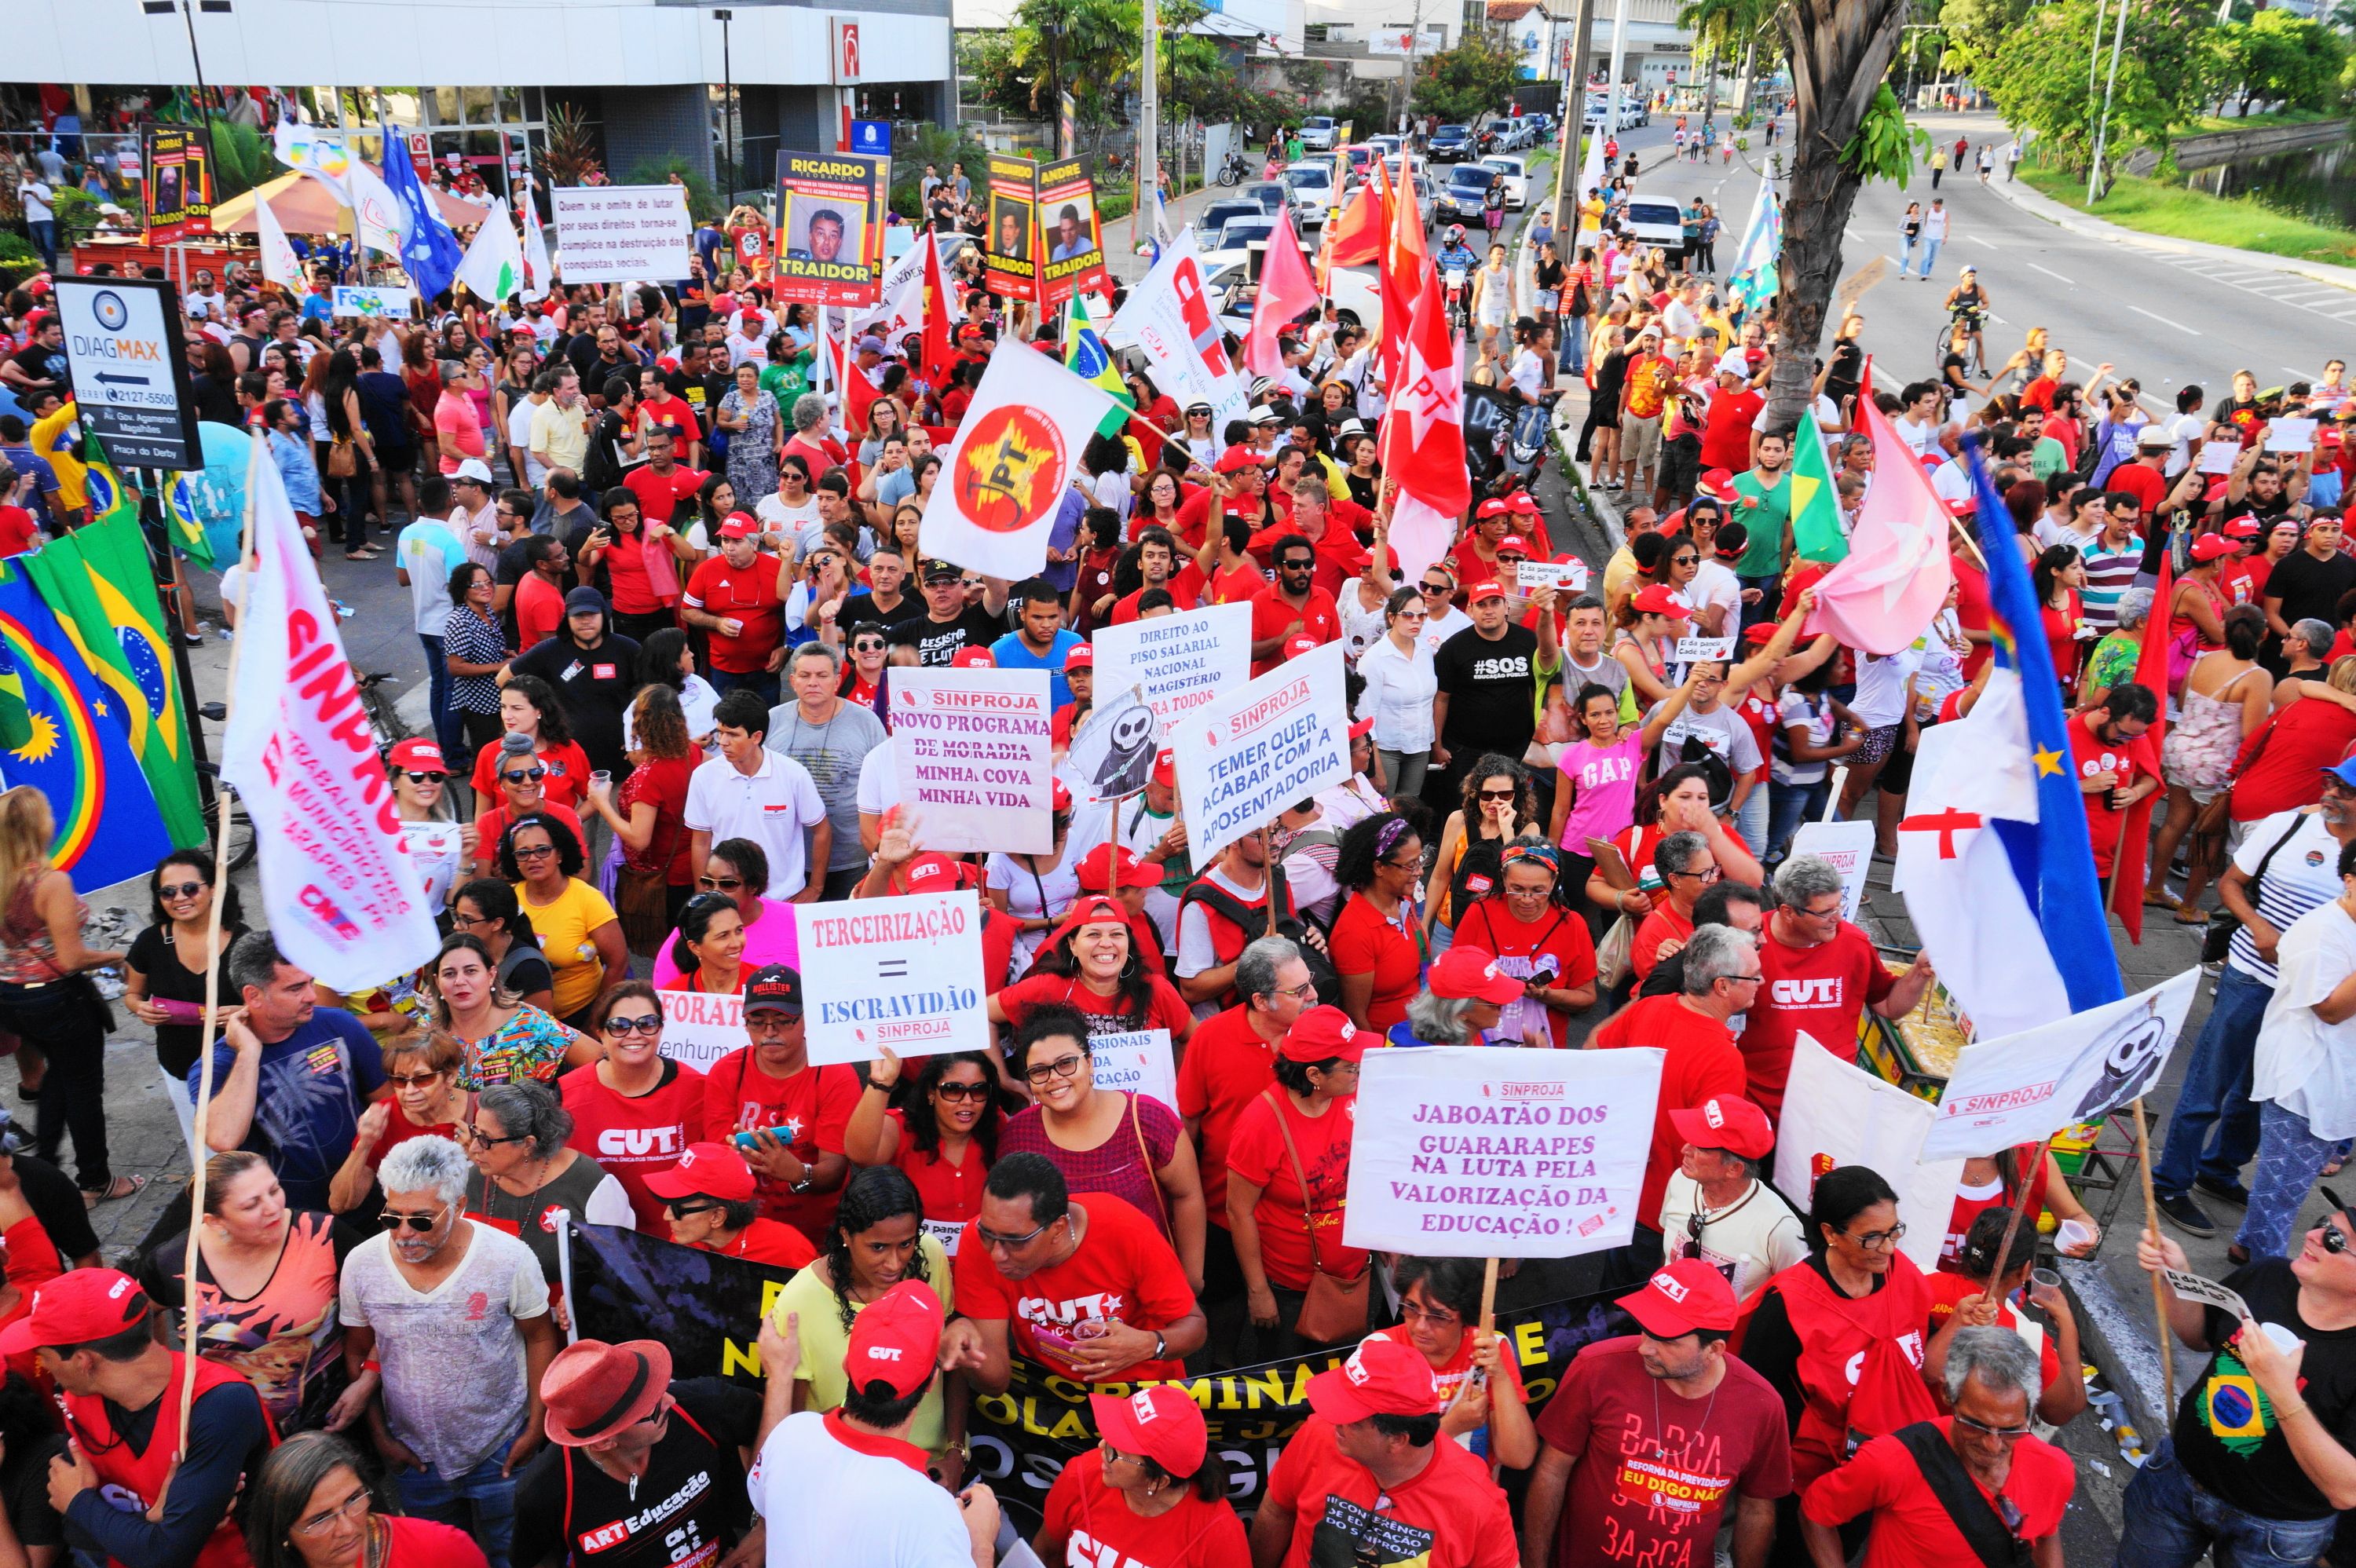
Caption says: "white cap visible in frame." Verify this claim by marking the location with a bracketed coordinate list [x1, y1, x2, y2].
[453, 458, 495, 484]
[1716, 353, 1749, 378]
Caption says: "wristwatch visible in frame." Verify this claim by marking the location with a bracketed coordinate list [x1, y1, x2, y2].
[1153, 1332, 1168, 1359]
[788, 1176, 814, 1193]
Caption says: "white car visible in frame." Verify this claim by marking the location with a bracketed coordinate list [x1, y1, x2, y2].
[1477, 155, 1531, 210]
[1280, 160, 1334, 228]
[1297, 115, 1338, 152]
[1204, 258, 1381, 340]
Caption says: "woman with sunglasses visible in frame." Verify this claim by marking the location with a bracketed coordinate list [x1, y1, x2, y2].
[243, 1430, 488, 1568]
[460, 1078, 635, 1283]
[669, 892, 750, 996]
[1328, 812, 1425, 1035]
[559, 984, 708, 1232]
[448, 879, 556, 1014]
[125, 849, 248, 1146]
[1421, 757, 1545, 959]
[844, 1048, 1000, 1256]
[468, 731, 591, 880]
[839, 621, 890, 707]
[1035, 1383, 1242, 1568]
[759, 453, 820, 549]
[382, 738, 470, 922]
[1922, 1206, 2087, 1434]
[425, 932, 592, 1091]
[500, 813, 626, 1032]
[651, 839, 802, 988]
[466, 674, 592, 812]
[647, 1136, 817, 1266]
[1363, 1255, 1538, 1466]
[1450, 845, 1599, 1047]
[1000, 1006, 1207, 1289]
[989, 896, 1193, 1040]
[1410, 562, 1471, 655]
[328, 1033, 470, 1215]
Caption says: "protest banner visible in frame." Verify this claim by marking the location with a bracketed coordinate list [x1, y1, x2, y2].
[1173, 643, 1352, 865]
[331, 286, 415, 319]
[657, 989, 744, 1074]
[565, 1215, 1635, 1533]
[1343, 1044, 1664, 1257]
[775, 152, 888, 306]
[221, 458, 439, 992]
[1035, 157, 1113, 309]
[141, 125, 210, 243]
[1107, 233, 1250, 437]
[2163, 1266, 2252, 1324]
[1787, 819, 1876, 920]
[2197, 440, 2241, 475]
[1060, 685, 1165, 813]
[888, 666, 1055, 854]
[1674, 636, 1736, 665]
[1513, 559, 1589, 594]
[983, 154, 1041, 302]
[920, 346, 1118, 583]
[1092, 602, 1253, 738]
[1090, 1029, 1177, 1115]
[2267, 417, 2318, 455]
[797, 893, 991, 1067]
[1772, 1033, 1959, 1274]
[551, 185, 693, 285]
[1919, 969, 2198, 1161]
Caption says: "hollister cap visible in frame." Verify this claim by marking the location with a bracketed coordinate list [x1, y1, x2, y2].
[1427, 945, 1527, 1005]
[1619, 1258, 1741, 1338]
[0, 1270, 152, 1357]
[1281, 1005, 1366, 1065]
[644, 1141, 759, 1202]
[541, 1339, 675, 1446]
[1305, 1335, 1440, 1422]
[743, 964, 803, 1016]
[1667, 1095, 1776, 1160]
[387, 737, 447, 772]
[843, 1280, 943, 1398]
[1089, 1386, 1209, 1476]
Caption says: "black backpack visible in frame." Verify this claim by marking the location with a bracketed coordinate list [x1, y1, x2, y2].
[1177, 864, 1344, 1009]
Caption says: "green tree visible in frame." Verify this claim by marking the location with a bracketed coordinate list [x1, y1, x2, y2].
[1409, 36, 1522, 124]
[1678, 0, 1772, 117]
[1978, 0, 2215, 170]
[2215, 12, 2347, 115]
[1937, 0, 2032, 79]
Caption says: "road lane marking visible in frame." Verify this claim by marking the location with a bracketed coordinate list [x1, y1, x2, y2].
[2127, 304, 2200, 335]
[2029, 262, 2073, 284]
[1966, 235, 1998, 249]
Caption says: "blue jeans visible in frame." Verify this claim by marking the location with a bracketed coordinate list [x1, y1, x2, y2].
[1765, 777, 1831, 867]
[417, 635, 462, 762]
[707, 667, 780, 707]
[2113, 1439, 2340, 1568]
[1560, 314, 1589, 376]
[1735, 784, 1769, 868]
[25, 220, 54, 272]
[1915, 236, 1942, 278]
[2239, 1098, 2336, 1259]
[2154, 967, 2273, 1198]
[397, 1432, 520, 1568]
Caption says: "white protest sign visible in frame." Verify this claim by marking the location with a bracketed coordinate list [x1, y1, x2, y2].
[1674, 635, 1736, 665]
[333, 285, 414, 318]
[1061, 686, 1165, 812]
[1772, 1033, 1959, 1275]
[657, 990, 743, 1073]
[889, 667, 1055, 855]
[1787, 819, 1877, 920]
[2268, 417, 2318, 455]
[1173, 642, 1352, 865]
[1090, 1029, 1178, 1116]
[1090, 601, 1253, 736]
[551, 185, 693, 285]
[1343, 1044, 1664, 1257]
[1919, 969, 2198, 1161]
[2163, 1267, 2252, 1324]
[1514, 559, 1590, 594]
[797, 894, 992, 1067]
[2197, 440, 2241, 475]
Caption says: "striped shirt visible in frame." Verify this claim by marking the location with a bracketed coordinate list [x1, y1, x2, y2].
[2080, 538, 2143, 633]
[2229, 808, 2346, 985]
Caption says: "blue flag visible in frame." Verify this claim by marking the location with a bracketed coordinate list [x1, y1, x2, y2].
[1964, 437, 2124, 1013]
[379, 124, 463, 302]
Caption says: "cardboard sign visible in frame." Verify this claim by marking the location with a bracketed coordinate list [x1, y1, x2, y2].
[1091, 602, 1253, 737]
[1787, 819, 1876, 921]
[797, 894, 991, 1067]
[888, 666, 1055, 855]
[1035, 156, 1112, 309]
[2197, 440, 2241, 475]
[1513, 558, 1590, 594]
[657, 989, 744, 1074]
[142, 124, 212, 243]
[1674, 635, 1736, 665]
[332, 286, 414, 318]
[1773, 1033, 1959, 1275]
[2163, 1266, 2252, 1324]
[2267, 417, 2318, 455]
[983, 153, 1041, 303]
[551, 185, 693, 285]
[1089, 1029, 1178, 1116]
[1173, 642, 1351, 865]
[775, 151, 888, 306]
[1344, 1044, 1664, 1257]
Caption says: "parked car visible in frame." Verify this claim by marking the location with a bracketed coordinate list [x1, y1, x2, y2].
[1194, 198, 1262, 243]
[1477, 155, 1531, 210]
[1622, 194, 1688, 258]
[1215, 215, 1276, 254]
[1280, 160, 1334, 228]
[1429, 123, 1474, 160]
[1583, 93, 1651, 130]
[1235, 181, 1288, 217]
[1297, 115, 1338, 152]
[1438, 163, 1497, 225]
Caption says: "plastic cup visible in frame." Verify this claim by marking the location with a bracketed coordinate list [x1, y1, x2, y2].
[590, 770, 613, 791]
[2056, 1218, 2097, 1253]
[2031, 1266, 2062, 1291]
[2262, 1321, 2303, 1356]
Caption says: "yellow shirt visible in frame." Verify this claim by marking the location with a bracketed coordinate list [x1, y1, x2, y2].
[514, 877, 616, 1020]
[32, 400, 86, 513]
[776, 1235, 957, 1452]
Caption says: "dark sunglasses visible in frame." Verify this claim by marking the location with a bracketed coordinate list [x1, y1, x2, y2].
[853, 638, 887, 652]
[386, 1070, 447, 1089]
[1280, 557, 1315, 571]
[698, 875, 744, 891]
[511, 843, 558, 860]
[663, 1198, 724, 1218]
[500, 766, 548, 784]
[379, 1207, 445, 1233]
[933, 1080, 992, 1102]
[604, 1014, 663, 1036]
[1478, 788, 1516, 802]
[157, 881, 207, 900]
[1420, 581, 1453, 594]
[400, 770, 448, 785]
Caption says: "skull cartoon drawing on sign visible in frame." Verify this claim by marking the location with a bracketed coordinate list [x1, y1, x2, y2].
[2070, 1010, 2172, 1121]
[1094, 697, 1161, 799]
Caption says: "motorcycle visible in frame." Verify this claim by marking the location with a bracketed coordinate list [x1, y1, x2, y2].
[1443, 267, 1470, 335]
[1216, 151, 1250, 187]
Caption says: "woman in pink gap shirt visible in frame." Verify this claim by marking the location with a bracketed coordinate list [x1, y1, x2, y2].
[1549, 671, 1706, 933]
[649, 838, 799, 988]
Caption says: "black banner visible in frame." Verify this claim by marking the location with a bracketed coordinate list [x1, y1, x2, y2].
[142, 125, 212, 245]
[567, 1223, 1633, 1529]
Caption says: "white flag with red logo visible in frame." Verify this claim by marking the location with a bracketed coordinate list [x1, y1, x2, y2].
[221, 457, 441, 991]
[1381, 261, 1470, 579]
[918, 343, 1120, 581]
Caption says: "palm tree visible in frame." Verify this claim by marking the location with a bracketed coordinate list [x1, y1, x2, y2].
[1679, 0, 1759, 119]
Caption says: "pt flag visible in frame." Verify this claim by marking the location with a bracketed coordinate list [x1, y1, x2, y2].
[919, 344, 1118, 583]
[1802, 393, 1952, 654]
[1108, 232, 1249, 438]
[222, 458, 440, 992]
[1383, 261, 1470, 583]
[0, 560, 170, 890]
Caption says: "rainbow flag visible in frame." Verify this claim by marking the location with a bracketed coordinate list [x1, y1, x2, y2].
[0, 559, 170, 890]
[0, 646, 32, 755]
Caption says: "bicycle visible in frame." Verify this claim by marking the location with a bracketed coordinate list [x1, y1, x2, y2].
[191, 703, 257, 875]
[357, 671, 412, 750]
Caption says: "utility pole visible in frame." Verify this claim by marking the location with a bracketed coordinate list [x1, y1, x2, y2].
[1549, 0, 1600, 228]
[1604, 0, 1632, 139]
[1139, 0, 1159, 253]
[142, 0, 230, 202]
[2087, 0, 2128, 203]
[714, 9, 736, 202]
[2087, 0, 2108, 101]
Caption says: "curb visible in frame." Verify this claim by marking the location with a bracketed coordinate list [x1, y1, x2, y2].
[2060, 1252, 2174, 1449]
[1984, 165, 2356, 295]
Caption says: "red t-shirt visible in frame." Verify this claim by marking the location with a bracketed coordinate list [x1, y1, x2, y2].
[470, 738, 593, 810]
[1738, 919, 1897, 1124]
[1224, 1090, 1365, 1291]
[558, 1059, 708, 1232]
[1173, 487, 1227, 554]
[2233, 700, 2356, 821]
[1700, 386, 1766, 472]
[640, 393, 703, 448]
[1922, 1272, 2062, 1397]
[1451, 900, 1598, 1048]
[1950, 554, 1992, 680]
[0, 506, 35, 557]
[714, 1216, 818, 1270]
[1592, 995, 1747, 1227]
[950, 1197, 1196, 1383]
[1631, 902, 1695, 983]
[515, 572, 566, 654]
[1801, 1420, 2075, 1566]
[1039, 1449, 1248, 1568]
[701, 1048, 861, 1238]
[385, 1516, 491, 1567]
[1535, 1336, 1793, 1568]
[1261, 1414, 1517, 1568]
[2066, 710, 2160, 875]
[1248, 584, 1341, 676]
[622, 463, 708, 526]
[2108, 460, 2166, 517]
[883, 1106, 990, 1252]
[595, 527, 670, 616]
[617, 755, 697, 883]
[1175, 1006, 1279, 1222]
[1326, 896, 1421, 1033]
[996, 973, 1192, 1036]
[1110, 583, 1180, 625]
[683, 552, 785, 673]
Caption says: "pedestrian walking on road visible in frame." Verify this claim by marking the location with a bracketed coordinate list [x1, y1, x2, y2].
[1928, 145, 1945, 189]
[2007, 141, 2023, 181]
[1916, 199, 1948, 281]
[1977, 144, 1995, 184]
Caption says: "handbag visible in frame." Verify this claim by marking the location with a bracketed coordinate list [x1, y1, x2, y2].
[327, 437, 357, 480]
[1261, 1087, 1369, 1343]
[2201, 811, 2306, 964]
[1127, 1091, 1173, 1236]
[613, 802, 682, 959]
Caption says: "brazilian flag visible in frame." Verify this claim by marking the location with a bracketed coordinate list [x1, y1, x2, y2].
[1065, 298, 1133, 440]
[1789, 408, 1849, 565]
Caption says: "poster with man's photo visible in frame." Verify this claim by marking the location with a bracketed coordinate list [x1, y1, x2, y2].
[984, 153, 1040, 303]
[1035, 157, 1111, 309]
[143, 125, 212, 244]
[774, 151, 887, 306]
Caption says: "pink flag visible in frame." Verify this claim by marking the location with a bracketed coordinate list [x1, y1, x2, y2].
[1804, 397, 1955, 655]
[1243, 205, 1320, 379]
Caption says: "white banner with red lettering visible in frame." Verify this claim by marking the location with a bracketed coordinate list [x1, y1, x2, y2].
[799, 893, 992, 1067]
[221, 459, 440, 990]
[657, 990, 744, 1074]
[1172, 642, 1352, 865]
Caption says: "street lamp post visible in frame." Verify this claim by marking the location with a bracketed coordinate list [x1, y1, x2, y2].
[714, 8, 736, 203]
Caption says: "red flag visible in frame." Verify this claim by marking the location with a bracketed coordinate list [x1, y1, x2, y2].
[2113, 554, 2173, 942]
[1244, 205, 1320, 379]
[1379, 165, 1429, 388]
[1325, 171, 1387, 272]
[920, 232, 956, 394]
[1384, 259, 1471, 519]
[828, 313, 880, 435]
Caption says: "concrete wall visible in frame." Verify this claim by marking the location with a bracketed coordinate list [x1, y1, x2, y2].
[2173, 119, 2348, 172]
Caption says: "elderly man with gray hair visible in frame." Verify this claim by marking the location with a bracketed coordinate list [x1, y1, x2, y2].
[785, 389, 842, 481]
[1737, 854, 1935, 1124]
[1799, 1325, 2075, 1567]
[334, 1134, 558, 1568]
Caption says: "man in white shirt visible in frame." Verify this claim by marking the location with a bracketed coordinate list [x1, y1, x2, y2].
[185, 269, 227, 322]
[16, 176, 54, 269]
[507, 373, 553, 489]
[686, 689, 829, 901]
[1892, 381, 1942, 460]
[2243, 839, 2356, 1258]
[394, 475, 474, 761]
[449, 459, 502, 571]
[1654, 1093, 1806, 1305]
[750, 1281, 997, 1568]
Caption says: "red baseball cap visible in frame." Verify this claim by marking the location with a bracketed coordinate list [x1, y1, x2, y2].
[1696, 469, 1740, 504]
[1281, 1004, 1366, 1064]
[952, 647, 997, 669]
[1052, 777, 1074, 813]
[387, 737, 448, 773]
[1506, 492, 1540, 515]
[1063, 643, 1095, 671]
[1348, 716, 1376, 740]
[1742, 622, 1779, 645]
[843, 1280, 942, 1399]
[1476, 497, 1514, 519]
[1667, 1095, 1776, 1160]
[1618, 1259, 1741, 1338]
[1152, 748, 1177, 788]
[2223, 515, 2263, 539]
[1497, 535, 1530, 558]
[1090, 1386, 1208, 1476]
[1468, 580, 1507, 603]
[1075, 842, 1162, 890]
[899, 853, 980, 894]
[644, 1142, 758, 1203]
[1306, 1336, 1439, 1422]
[1215, 448, 1264, 474]
[1630, 584, 1688, 617]
[0, 1270, 152, 1357]
[719, 511, 760, 540]
[2190, 532, 2238, 561]
[1427, 945, 1526, 1005]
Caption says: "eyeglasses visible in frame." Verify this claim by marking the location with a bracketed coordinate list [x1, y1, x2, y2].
[379, 1205, 448, 1233]
[500, 766, 548, 784]
[399, 770, 448, 785]
[1793, 900, 1844, 924]
[933, 1080, 993, 1102]
[292, 1486, 374, 1537]
[1670, 864, 1722, 884]
[1721, 970, 1765, 987]
[1023, 1052, 1089, 1085]
[511, 843, 558, 860]
[1396, 1299, 1462, 1329]
[1352, 1493, 1396, 1568]
[387, 1070, 448, 1089]
[664, 1199, 724, 1218]
[604, 1014, 663, 1036]
[458, 1123, 532, 1148]
[448, 911, 490, 930]
[978, 1217, 1055, 1250]
[1951, 1409, 2036, 1442]
[697, 875, 744, 891]
[157, 881, 207, 900]
[1846, 1221, 1907, 1251]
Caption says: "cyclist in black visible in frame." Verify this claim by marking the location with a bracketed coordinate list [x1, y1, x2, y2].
[1944, 265, 1994, 376]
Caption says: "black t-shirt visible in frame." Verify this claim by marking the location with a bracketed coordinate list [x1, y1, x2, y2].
[1826, 340, 1866, 407]
[13, 1152, 99, 1266]
[2262, 547, 2356, 631]
[7, 344, 64, 393]
[2175, 1256, 2356, 1519]
[126, 923, 253, 1078]
[839, 590, 926, 630]
[1435, 623, 1544, 757]
[510, 631, 645, 777]
[1592, 349, 1630, 404]
[887, 605, 1008, 667]
[582, 409, 646, 492]
[510, 1378, 762, 1568]
[0, 1430, 65, 1553]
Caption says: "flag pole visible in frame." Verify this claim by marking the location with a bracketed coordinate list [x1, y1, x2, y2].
[1976, 1130, 2056, 1316]
[2133, 1095, 2179, 1400]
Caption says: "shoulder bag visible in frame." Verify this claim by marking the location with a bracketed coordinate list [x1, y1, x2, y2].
[613, 796, 682, 959]
[2201, 810, 2307, 964]
[1890, 1422, 2033, 1568]
[1260, 1087, 1369, 1342]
